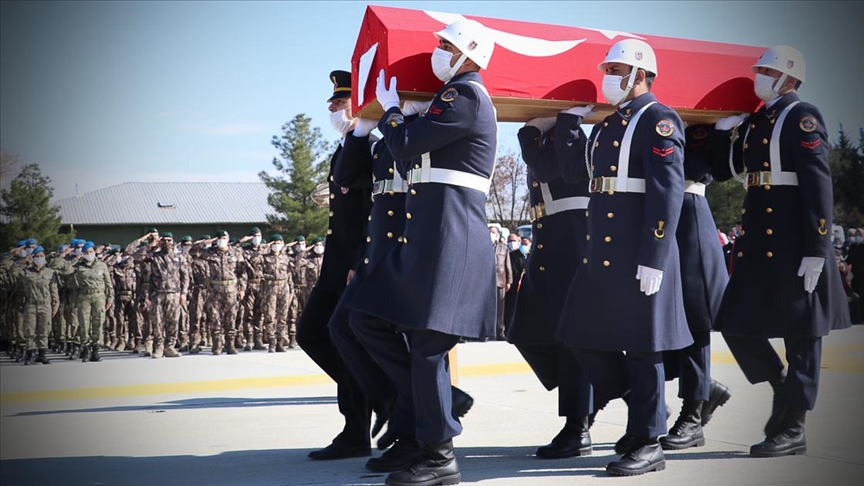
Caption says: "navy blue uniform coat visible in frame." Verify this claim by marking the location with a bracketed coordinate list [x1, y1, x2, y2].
[711, 93, 851, 338]
[349, 72, 498, 339]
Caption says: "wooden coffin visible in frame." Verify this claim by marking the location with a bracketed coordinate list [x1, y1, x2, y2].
[350, 5, 765, 124]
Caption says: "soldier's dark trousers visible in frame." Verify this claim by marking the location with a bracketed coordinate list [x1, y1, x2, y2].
[503, 288, 519, 336]
[517, 343, 591, 417]
[663, 331, 711, 401]
[495, 286, 506, 338]
[350, 312, 461, 444]
[724, 334, 821, 410]
[297, 285, 370, 446]
[574, 348, 667, 438]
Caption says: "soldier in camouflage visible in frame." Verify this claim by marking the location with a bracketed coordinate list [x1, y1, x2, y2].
[204, 230, 247, 355]
[239, 227, 267, 351]
[127, 229, 160, 356]
[110, 247, 138, 352]
[14, 246, 59, 365]
[186, 235, 212, 354]
[141, 232, 189, 359]
[73, 241, 113, 362]
[260, 234, 295, 352]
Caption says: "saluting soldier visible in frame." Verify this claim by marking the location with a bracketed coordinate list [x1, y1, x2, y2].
[110, 246, 138, 352]
[260, 234, 294, 352]
[14, 246, 59, 365]
[203, 230, 247, 355]
[349, 19, 497, 485]
[186, 235, 211, 353]
[296, 69, 377, 462]
[48, 242, 78, 355]
[556, 39, 692, 476]
[141, 232, 190, 359]
[711, 45, 851, 458]
[74, 241, 114, 362]
[127, 229, 160, 356]
[239, 227, 267, 351]
[509, 104, 595, 460]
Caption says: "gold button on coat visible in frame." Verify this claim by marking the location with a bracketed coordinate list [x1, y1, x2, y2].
[762, 138, 769, 145]
[537, 223, 543, 229]
[532, 181, 539, 188]
[621, 120, 628, 126]
[539, 266, 546, 272]
[737, 251, 744, 257]
[537, 244, 544, 249]
[582, 258, 588, 264]
[388, 167, 394, 174]
[329, 211, 334, 217]
[366, 236, 371, 243]
[613, 141, 620, 147]
[607, 212, 614, 219]
[586, 235, 590, 241]
[388, 210, 394, 216]
[766, 207, 774, 213]
[410, 189, 417, 195]
[604, 236, 612, 242]
[364, 258, 369, 264]
[610, 165, 617, 172]
[406, 213, 412, 219]
[603, 260, 611, 267]
[766, 251, 774, 258]
[329, 193, 335, 200]
[326, 229, 332, 235]
[387, 232, 393, 238]
[766, 229, 774, 235]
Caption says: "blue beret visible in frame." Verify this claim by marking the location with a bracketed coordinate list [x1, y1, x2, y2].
[26, 238, 37, 246]
[57, 245, 67, 252]
[33, 246, 45, 255]
[17, 240, 27, 247]
[82, 241, 95, 251]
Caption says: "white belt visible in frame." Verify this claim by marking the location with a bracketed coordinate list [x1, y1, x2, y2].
[745, 171, 799, 188]
[684, 180, 706, 196]
[406, 167, 491, 195]
[372, 178, 408, 196]
[590, 176, 646, 194]
[529, 196, 589, 222]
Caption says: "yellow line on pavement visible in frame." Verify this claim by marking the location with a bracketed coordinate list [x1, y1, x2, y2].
[2, 346, 860, 405]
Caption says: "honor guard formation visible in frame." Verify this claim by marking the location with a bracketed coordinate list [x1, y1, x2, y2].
[1, 20, 855, 486]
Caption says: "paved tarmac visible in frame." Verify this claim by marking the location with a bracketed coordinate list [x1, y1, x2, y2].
[1, 326, 863, 486]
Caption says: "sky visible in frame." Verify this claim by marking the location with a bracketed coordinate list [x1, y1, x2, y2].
[1, 1, 862, 202]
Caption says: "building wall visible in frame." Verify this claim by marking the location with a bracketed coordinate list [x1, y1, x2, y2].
[63, 224, 270, 247]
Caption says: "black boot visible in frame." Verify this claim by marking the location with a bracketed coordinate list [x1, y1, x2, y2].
[90, 346, 101, 362]
[765, 371, 788, 437]
[607, 437, 665, 476]
[536, 416, 592, 459]
[36, 349, 51, 365]
[80, 345, 90, 362]
[702, 380, 732, 426]
[23, 349, 34, 366]
[751, 407, 806, 457]
[660, 400, 705, 450]
[385, 439, 460, 486]
[451, 386, 474, 419]
[307, 432, 371, 460]
[67, 344, 78, 360]
[366, 438, 425, 473]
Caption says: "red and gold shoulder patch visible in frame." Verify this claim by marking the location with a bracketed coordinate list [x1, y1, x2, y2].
[440, 87, 458, 103]
[656, 119, 675, 137]
[799, 116, 817, 133]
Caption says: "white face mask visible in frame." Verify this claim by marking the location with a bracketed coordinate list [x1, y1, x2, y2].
[252, 236, 262, 246]
[490, 233, 499, 243]
[117, 255, 125, 264]
[601, 73, 633, 106]
[17, 249, 27, 258]
[33, 256, 46, 267]
[508, 241, 520, 251]
[297, 243, 306, 252]
[83, 252, 96, 262]
[329, 109, 354, 134]
[272, 244, 284, 253]
[313, 245, 325, 255]
[216, 239, 228, 249]
[754, 73, 781, 102]
[431, 47, 467, 83]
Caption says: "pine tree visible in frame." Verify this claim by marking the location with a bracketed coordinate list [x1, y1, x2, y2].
[0, 163, 72, 250]
[829, 124, 864, 228]
[259, 114, 332, 239]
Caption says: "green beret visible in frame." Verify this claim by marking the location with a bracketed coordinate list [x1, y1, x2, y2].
[147, 227, 158, 234]
[295, 235, 306, 242]
[181, 235, 193, 242]
[249, 227, 261, 235]
[270, 234, 284, 242]
[215, 230, 228, 237]
[200, 234, 211, 240]
[161, 231, 174, 239]
[109, 248, 121, 255]
[312, 237, 325, 244]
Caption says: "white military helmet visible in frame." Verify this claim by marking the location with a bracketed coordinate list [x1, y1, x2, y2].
[751, 45, 806, 83]
[434, 19, 494, 69]
[597, 38, 658, 76]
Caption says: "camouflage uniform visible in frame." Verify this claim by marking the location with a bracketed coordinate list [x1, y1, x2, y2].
[102, 255, 118, 348]
[292, 250, 322, 315]
[203, 245, 246, 354]
[111, 254, 138, 351]
[144, 247, 190, 358]
[187, 245, 210, 352]
[129, 242, 154, 355]
[260, 250, 294, 352]
[15, 262, 59, 363]
[241, 244, 266, 350]
[73, 256, 113, 359]
[47, 253, 74, 351]
[50, 253, 79, 355]
[0, 256, 15, 351]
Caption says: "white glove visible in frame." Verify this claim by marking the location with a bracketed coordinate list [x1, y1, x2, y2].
[561, 104, 595, 118]
[402, 99, 433, 116]
[525, 117, 556, 132]
[797, 256, 825, 293]
[376, 69, 400, 112]
[714, 113, 749, 130]
[353, 118, 378, 137]
[636, 265, 664, 296]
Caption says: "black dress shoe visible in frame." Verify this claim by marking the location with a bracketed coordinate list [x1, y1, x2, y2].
[614, 433, 636, 455]
[660, 400, 705, 450]
[366, 439, 425, 473]
[751, 407, 807, 458]
[451, 386, 474, 419]
[308, 440, 371, 460]
[536, 417, 592, 459]
[702, 380, 732, 426]
[607, 441, 665, 476]
[385, 440, 460, 486]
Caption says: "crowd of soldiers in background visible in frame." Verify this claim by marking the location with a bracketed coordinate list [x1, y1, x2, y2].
[0, 227, 327, 364]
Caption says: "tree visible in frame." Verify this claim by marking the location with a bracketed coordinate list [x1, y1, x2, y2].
[487, 151, 529, 230]
[829, 124, 864, 228]
[0, 147, 18, 182]
[706, 178, 746, 234]
[259, 114, 333, 239]
[0, 163, 71, 251]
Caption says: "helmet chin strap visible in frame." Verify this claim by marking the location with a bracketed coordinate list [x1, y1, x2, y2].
[446, 53, 469, 81]
[625, 65, 638, 90]
[772, 73, 789, 96]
